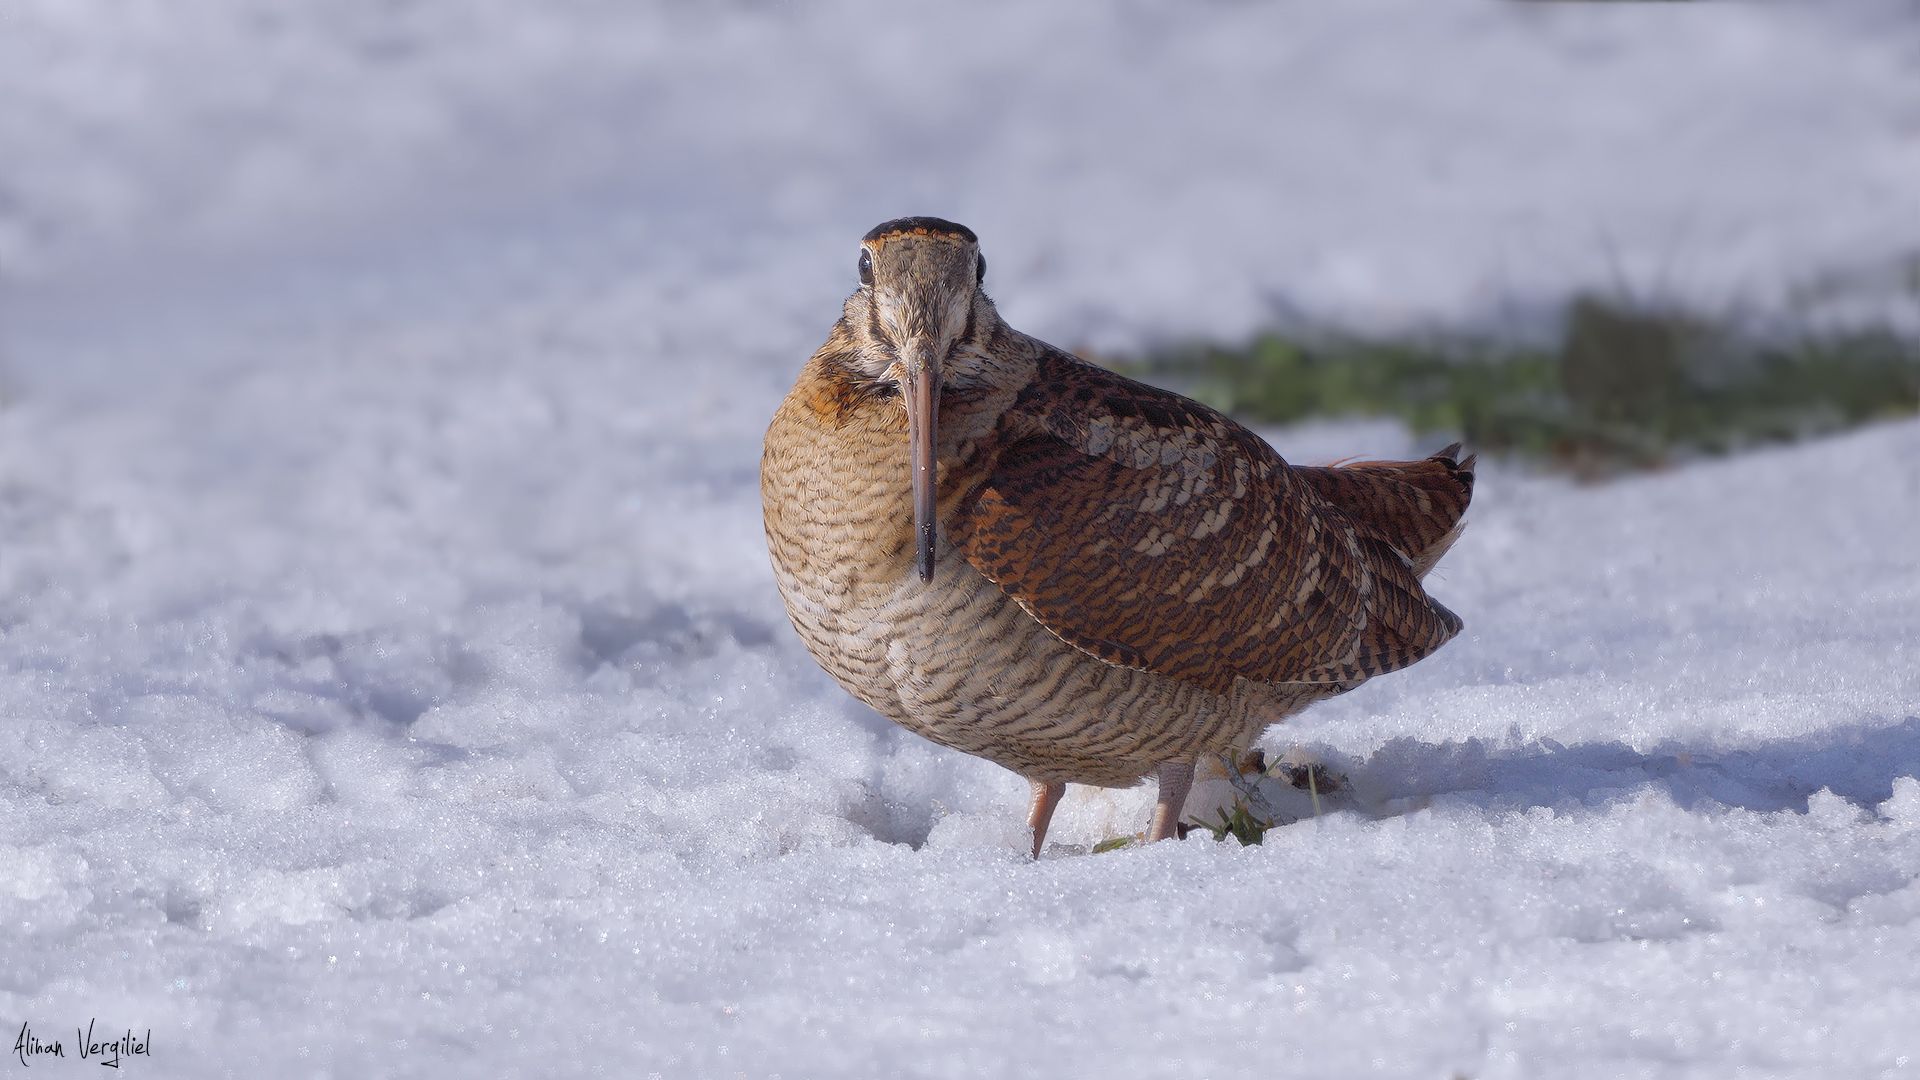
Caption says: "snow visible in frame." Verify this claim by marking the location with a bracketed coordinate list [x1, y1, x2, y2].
[1, 2, 1918, 1077]
[6, 0, 1920, 395]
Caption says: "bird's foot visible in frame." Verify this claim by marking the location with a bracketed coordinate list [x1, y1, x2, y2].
[1147, 760, 1195, 842]
[1026, 778, 1067, 859]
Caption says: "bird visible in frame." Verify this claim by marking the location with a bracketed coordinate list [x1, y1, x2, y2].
[762, 217, 1474, 858]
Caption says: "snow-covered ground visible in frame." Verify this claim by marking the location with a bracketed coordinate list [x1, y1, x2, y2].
[2, 3, 1918, 1077]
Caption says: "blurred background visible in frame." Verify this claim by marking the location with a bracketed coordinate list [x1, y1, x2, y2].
[2, 0, 1915, 461]
[3, 7, 1918, 1074]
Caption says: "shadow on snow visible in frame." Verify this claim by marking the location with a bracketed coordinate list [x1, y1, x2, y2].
[1323, 713, 1920, 819]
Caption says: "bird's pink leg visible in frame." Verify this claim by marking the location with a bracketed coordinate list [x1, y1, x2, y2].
[1027, 778, 1067, 859]
[1147, 760, 1195, 842]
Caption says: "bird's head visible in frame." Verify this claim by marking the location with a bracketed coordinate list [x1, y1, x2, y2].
[841, 216, 992, 583]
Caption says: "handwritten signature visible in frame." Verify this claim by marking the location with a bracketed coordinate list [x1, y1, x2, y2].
[14, 1020, 152, 1069]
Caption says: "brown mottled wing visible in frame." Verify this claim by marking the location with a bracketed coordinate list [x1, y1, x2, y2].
[949, 350, 1465, 695]
[1293, 445, 1476, 578]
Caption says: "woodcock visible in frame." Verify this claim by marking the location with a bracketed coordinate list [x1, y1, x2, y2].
[762, 217, 1474, 858]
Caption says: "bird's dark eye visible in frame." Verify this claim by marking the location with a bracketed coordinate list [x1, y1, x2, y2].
[976, 253, 986, 284]
[858, 249, 873, 286]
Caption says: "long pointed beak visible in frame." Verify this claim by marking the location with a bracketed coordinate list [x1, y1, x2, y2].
[904, 342, 941, 583]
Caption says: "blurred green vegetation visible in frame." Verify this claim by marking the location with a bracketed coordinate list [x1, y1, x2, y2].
[1114, 296, 1920, 476]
